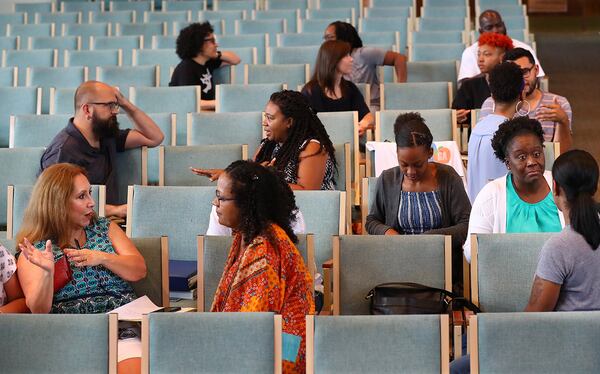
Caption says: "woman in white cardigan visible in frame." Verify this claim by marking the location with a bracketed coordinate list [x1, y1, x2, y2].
[464, 117, 565, 262]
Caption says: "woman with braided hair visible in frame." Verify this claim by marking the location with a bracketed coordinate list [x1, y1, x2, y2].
[192, 89, 337, 191]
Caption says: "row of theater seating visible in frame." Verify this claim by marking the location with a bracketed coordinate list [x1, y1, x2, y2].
[5, 310, 595, 373]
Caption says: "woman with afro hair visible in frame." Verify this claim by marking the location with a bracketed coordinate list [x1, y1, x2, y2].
[169, 22, 240, 110]
[452, 32, 514, 124]
[463, 116, 564, 263]
[211, 160, 314, 374]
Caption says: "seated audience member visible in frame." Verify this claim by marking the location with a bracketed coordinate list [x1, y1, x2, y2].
[323, 21, 407, 109]
[169, 22, 241, 111]
[17, 163, 147, 373]
[458, 10, 544, 83]
[193, 90, 337, 191]
[464, 117, 564, 263]
[211, 160, 314, 374]
[525, 150, 600, 312]
[0, 245, 27, 313]
[40, 81, 164, 218]
[452, 32, 513, 125]
[467, 61, 523, 201]
[366, 112, 471, 290]
[480, 48, 572, 153]
[301, 40, 374, 141]
[452, 150, 599, 374]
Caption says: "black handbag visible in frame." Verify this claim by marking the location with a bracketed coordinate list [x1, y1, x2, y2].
[365, 282, 481, 315]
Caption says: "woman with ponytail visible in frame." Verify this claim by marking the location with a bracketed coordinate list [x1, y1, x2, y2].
[526, 150, 600, 311]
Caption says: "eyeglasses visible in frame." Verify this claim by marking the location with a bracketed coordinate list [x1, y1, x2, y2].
[520, 66, 535, 77]
[88, 101, 120, 111]
[213, 192, 236, 205]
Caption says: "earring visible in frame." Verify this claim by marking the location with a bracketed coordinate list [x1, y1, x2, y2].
[515, 99, 531, 117]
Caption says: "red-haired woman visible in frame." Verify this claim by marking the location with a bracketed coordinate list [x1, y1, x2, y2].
[452, 32, 514, 124]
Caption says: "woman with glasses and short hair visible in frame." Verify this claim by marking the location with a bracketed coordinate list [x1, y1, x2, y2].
[169, 22, 241, 111]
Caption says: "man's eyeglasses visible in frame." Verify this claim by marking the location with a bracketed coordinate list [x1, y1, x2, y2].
[520, 66, 535, 77]
[88, 102, 120, 111]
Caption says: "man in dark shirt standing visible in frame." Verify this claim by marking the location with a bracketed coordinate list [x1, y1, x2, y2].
[41, 81, 165, 218]
[169, 22, 241, 111]
[452, 32, 513, 126]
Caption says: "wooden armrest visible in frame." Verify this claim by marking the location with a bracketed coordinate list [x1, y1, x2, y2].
[322, 259, 333, 269]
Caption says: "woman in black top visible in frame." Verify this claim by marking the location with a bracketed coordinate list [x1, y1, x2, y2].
[301, 40, 374, 138]
[169, 22, 240, 111]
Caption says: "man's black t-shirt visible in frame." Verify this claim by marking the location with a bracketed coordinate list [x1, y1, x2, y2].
[169, 57, 223, 100]
[452, 74, 490, 110]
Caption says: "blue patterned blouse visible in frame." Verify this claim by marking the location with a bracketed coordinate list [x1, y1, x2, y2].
[34, 217, 136, 314]
[397, 190, 443, 234]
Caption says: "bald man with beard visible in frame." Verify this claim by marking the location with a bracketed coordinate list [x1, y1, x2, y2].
[41, 81, 164, 218]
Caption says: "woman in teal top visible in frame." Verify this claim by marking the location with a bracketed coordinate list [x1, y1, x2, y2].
[506, 173, 562, 233]
[17, 163, 146, 315]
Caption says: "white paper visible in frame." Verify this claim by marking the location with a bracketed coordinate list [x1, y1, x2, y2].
[108, 295, 162, 321]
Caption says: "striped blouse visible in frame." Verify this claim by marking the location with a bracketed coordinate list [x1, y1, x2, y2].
[397, 190, 443, 234]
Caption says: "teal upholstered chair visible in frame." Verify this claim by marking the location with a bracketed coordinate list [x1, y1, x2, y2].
[91, 36, 143, 66]
[543, 141, 560, 170]
[199, 234, 314, 312]
[6, 184, 105, 239]
[143, 312, 280, 373]
[235, 19, 286, 42]
[407, 60, 459, 84]
[267, 45, 319, 65]
[118, 112, 176, 185]
[370, 0, 414, 6]
[151, 35, 177, 49]
[49, 87, 76, 114]
[0, 36, 19, 51]
[420, 5, 469, 18]
[380, 82, 452, 110]
[376, 108, 457, 143]
[96, 65, 159, 90]
[130, 86, 201, 145]
[213, 0, 257, 11]
[165, 0, 208, 11]
[0, 13, 26, 34]
[0, 66, 16, 86]
[265, 0, 309, 10]
[115, 22, 166, 48]
[409, 43, 465, 62]
[15, 2, 54, 13]
[89, 11, 136, 24]
[144, 10, 191, 24]
[415, 17, 469, 32]
[132, 48, 179, 87]
[360, 176, 379, 232]
[298, 18, 348, 34]
[113, 147, 148, 205]
[61, 1, 103, 13]
[7, 23, 55, 38]
[308, 314, 449, 373]
[215, 83, 284, 113]
[126, 185, 215, 261]
[26, 66, 87, 114]
[276, 32, 321, 47]
[0, 148, 45, 227]
[187, 111, 263, 156]
[34, 11, 81, 25]
[358, 17, 410, 50]
[317, 111, 359, 181]
[470, 233, 555, 312]
[333, 234, 451, 315]
[306, 8, 356, 26]
[0, 87, 41, 146]
[0, 238, 16, 255]
[27, 36, 79, 66]
[0, 314, 118, 373]
[245, 63, 309, 89]
[410, 30, 465, 44]
[109, 0, 154, 12]
[222, 47, 256, 83]
[252, 9, 299, 34]
[65, 49, 122, 79]
[360, 31, 401, 51]
[294, 190, 346, 270]
[61, 23, 110, 49]
[216, 33, 268, 64]
[470, 311, 600, 373]
[3, 49, 57, 85]
[158, 144, 248, 186]
[130, 236, 170, 307]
